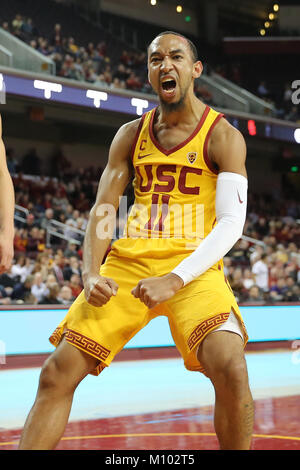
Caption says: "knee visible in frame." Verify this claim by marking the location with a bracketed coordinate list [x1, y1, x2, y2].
[208, 357, 249, 395]
[39, 356, 76, 395]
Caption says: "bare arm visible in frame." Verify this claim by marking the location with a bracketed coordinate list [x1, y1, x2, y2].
[0, 115, 15, 273]
[82, 118, 140, 306]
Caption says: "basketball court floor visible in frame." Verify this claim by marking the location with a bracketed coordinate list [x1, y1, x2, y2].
[0, 347, 299, 450]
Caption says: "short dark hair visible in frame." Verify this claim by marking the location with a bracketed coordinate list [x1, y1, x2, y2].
[148, 31, 198, 62]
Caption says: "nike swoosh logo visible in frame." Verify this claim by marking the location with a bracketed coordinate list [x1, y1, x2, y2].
[137, 153, 153, 159]
[237, 190, 244, 204]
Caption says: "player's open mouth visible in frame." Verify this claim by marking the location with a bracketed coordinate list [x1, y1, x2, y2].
[161, 77, 177, 97]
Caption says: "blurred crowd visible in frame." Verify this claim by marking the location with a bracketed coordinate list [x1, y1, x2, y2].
[1, 13, 218, 104]
[0, 148, 299, 307]
[2, 14, 151, 94]
[256, 80, 300, 123]
[3, 14, 300, 120]
[214, 62, 299, 122]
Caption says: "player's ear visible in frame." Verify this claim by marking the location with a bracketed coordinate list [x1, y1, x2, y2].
[192, 60, 203, 79]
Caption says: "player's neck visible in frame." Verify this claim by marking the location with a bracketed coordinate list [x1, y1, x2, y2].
[158, 95, 206, 128]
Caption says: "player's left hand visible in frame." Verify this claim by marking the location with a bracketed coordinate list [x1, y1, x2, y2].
[131, 273, 184, 309]
[0, 231, 14, 274]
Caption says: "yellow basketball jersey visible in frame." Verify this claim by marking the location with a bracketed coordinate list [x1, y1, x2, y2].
[124, 105, 224, 243]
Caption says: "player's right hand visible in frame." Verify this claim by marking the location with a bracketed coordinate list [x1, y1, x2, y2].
[84, 274, 118, 307]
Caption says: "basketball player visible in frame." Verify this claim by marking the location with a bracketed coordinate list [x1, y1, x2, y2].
[0, 114, 14, 274]
[19, 32, 254, 450]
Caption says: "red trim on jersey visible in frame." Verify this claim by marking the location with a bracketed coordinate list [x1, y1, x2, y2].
[149, 105, 210, 156]
[203, 113, 224, 175]
[130, 113, 146, 160]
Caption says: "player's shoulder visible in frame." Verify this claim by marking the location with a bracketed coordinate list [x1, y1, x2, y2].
[115, 117, 142, 145]
[109, 117, 143, 161]
[210, 114, 245, 148]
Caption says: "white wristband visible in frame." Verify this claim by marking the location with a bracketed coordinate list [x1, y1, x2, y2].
[171, 172, 248, 285]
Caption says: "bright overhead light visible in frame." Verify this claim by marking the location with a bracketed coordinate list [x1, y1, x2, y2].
[176, 5, 183, 13]
[265, 21, 270, 28]
[269, 13, 275, 20]
[150, 0, 157, 5]
[273, 4, 279, 12]
[260, 29, 266, 36]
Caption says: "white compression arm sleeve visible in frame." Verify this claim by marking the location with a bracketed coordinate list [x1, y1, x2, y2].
[171, 172, 248, 285]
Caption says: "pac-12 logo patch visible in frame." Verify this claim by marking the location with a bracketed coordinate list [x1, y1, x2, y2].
[187, 152, 197, 164]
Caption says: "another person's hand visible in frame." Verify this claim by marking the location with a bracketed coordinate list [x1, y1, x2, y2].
[131, 273, 183, 309]
[84, 274, 118, 307]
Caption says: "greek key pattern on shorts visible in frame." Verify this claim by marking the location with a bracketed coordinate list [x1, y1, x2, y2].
[187, 312, 230, 351]
[49, 327, 61, 346]
[65, 329, 111, 361]
[94, 362, 106, 376]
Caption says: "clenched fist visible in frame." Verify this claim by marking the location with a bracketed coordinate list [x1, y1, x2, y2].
[131, 273, 184, 309]
[84, 274, 118, 307]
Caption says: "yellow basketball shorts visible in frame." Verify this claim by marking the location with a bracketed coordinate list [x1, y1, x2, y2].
[49, 238, 248, 376]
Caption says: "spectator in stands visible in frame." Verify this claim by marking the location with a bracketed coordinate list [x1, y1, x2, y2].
[84, 64, 98, 83]
[40, 208, 54, 231]
[230, 268, 245, 301]
[63, 256, 81, 281]
[252, 253, 269, 292]
[246, 285, 264, 304]
[94, 73, 108, 88]
[66, 37, 78, 55]
[64, 242, 79, 259]
[21, 17, 37, 39]
[102, 64, 113, 85]
[0, 265, 16, 297]
[110, 77, 125, 90]
[284, 284, 300, 302]
[113, 64, 130, 82]
[72, 57, 85, 81]
[51, 254, 65, 286]
[126, 72, 142, 91]
[242, 269, 255, 291]
[223, 257, 231, 277]
[50, 23, 62, 47]
[11, 14, 23, 38]
[229, 239, 250, 264]
[10, 255, 33, 283]
[257, 81, 269, 98]
[57, 285, 74, 305]
[1, 22, 10, 32]
[38, 282, 61, 304]
[51, 52, 63, 75]
[14, 228, 28, 255]
[31, 272, 49, 303]
[26, 226, 43, 258]
[285, 106, 299, 123]
[96, 41, 107, 58]
[38, 39, 50, 56]
[69, 273, 82, 298]
[249, 245, 264, 265]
